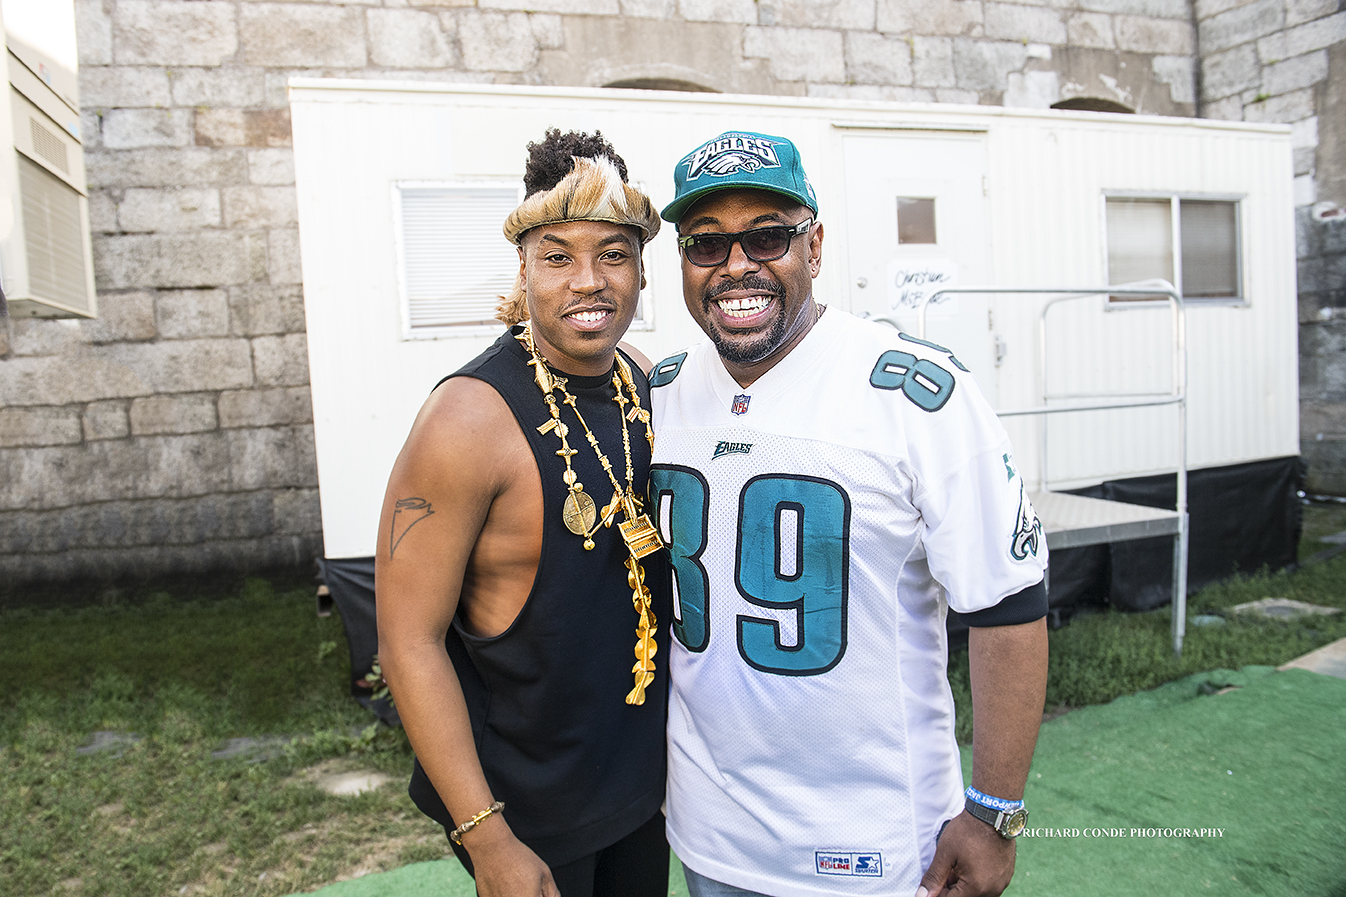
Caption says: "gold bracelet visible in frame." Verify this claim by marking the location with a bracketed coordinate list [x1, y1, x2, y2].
[448, 800, 505, 845]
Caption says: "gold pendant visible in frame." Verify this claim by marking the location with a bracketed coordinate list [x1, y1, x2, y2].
[631, 629, 657, 672]
[625, 671, 656, 706]
[619, 514, 664, 559]
[626, 626, 657, 705]
[599, 491, 623, 529]
[623, 555, 658, 705]
[563, 490, 597, 535]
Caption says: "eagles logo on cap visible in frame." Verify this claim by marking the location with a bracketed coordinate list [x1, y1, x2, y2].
[662, 129, 818, 224]
[686, 134, 782, 181]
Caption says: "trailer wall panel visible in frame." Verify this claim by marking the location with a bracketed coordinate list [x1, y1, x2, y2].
[289, 83, 1296, 557]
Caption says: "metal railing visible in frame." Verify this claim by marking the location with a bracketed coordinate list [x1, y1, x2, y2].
[904, 281, 1190, 655]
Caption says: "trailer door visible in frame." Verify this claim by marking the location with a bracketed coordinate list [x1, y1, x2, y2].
[841, 131, 995, 403]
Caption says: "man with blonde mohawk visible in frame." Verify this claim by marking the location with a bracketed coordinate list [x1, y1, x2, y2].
[377, 129, 671, 897]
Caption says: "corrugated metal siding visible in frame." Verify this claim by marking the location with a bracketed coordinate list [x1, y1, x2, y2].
[290, 84, 1298, 553]
[986, 120, 1297, 489]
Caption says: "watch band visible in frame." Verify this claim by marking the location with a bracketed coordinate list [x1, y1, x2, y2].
[964, 787, 1028, 839]
[965, 786, 1023, 812]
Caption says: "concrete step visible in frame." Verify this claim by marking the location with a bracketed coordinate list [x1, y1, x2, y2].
[1279, 637, 1346, 680]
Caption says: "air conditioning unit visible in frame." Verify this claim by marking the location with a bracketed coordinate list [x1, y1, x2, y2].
[0, 0, 96, 318]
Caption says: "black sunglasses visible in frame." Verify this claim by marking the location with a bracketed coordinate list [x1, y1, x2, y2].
[677, 219, 813, 268]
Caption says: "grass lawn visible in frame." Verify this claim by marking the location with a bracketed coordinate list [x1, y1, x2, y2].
[3, 504, 1344, 896]
[1297, 496, 1346, 562]
[0, 577, 449, 897]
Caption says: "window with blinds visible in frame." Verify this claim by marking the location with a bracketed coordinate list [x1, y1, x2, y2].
[396, 183, 523, 333]
[1105, 195, 1242, 304]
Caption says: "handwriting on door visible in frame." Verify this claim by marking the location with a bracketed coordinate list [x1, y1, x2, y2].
[886, 259, 958, 312]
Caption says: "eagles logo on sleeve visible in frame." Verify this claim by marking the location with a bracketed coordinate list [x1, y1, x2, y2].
[1011, 481, 1043, 561]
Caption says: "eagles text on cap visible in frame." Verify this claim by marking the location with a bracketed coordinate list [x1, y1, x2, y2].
[661, 129, 818, 223]
[686, 134, 782, 181]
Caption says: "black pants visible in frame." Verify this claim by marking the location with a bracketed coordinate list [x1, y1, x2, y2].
[449, 810, 669, 897]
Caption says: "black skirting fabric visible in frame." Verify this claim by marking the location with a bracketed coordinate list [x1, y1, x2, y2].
[946, 455, 1302, 641]
[1054, 455, 1304, 613]
[315, 555, 397, 725]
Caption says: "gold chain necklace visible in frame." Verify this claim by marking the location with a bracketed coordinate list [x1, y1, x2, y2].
[516, 323, 664, 705]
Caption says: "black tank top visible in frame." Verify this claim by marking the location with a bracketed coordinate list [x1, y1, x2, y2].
[407, 326, 670, 867]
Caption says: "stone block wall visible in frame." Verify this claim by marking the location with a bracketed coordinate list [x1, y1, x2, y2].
[1193, 0, 1346, 492]
[0, 0, 1265, 588]
[1299, 204, 1346, 491]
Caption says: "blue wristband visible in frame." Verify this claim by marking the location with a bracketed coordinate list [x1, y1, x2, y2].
[965, 786, 1024, 813]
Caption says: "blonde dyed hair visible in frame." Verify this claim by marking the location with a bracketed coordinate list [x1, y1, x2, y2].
[496, 155, 660, 326]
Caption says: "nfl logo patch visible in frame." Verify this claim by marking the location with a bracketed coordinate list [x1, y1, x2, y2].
[731, 394, 751, 415]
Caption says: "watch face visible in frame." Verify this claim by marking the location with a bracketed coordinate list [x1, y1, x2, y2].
[1002, 808, 1028, 838]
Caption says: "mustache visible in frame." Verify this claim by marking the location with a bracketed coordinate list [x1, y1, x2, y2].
[559, 297, 614, 314]
[706, 275, 785, 302]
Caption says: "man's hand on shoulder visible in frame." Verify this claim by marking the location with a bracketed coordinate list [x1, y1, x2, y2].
[915, 812, 1015, 897]
[618, 340, 654, 376]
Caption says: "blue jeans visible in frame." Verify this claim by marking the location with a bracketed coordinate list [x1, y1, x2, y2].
[682, 865, 774, 897]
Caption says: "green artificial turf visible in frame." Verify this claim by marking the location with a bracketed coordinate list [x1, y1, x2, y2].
[988, 667, 1346, 896]
[282, 851, 693, 897]
[283, 861, 471, 897]
[302, 668, 1346, 897]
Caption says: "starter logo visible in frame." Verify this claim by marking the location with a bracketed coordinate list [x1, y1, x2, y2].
[815, 851, 883, 877]
[712, 441, 753, 460]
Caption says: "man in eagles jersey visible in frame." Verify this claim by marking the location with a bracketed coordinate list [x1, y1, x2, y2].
[648, 131, 1050, 897]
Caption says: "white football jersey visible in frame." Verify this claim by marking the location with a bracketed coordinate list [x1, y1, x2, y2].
[649, 308, 1047, 896]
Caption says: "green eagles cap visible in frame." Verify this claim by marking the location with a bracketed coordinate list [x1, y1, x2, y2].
[661, 131, 818, 224]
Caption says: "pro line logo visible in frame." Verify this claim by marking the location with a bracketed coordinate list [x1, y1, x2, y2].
[815, 851, 883, 877]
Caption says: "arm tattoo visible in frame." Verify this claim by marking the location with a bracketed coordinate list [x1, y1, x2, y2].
[390, 497, 434, 557]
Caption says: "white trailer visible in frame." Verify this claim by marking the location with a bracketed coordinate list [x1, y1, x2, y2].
[289, 82, 1299, 646]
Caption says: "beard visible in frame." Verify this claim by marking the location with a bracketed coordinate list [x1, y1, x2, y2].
[703, 275, 789, 366]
